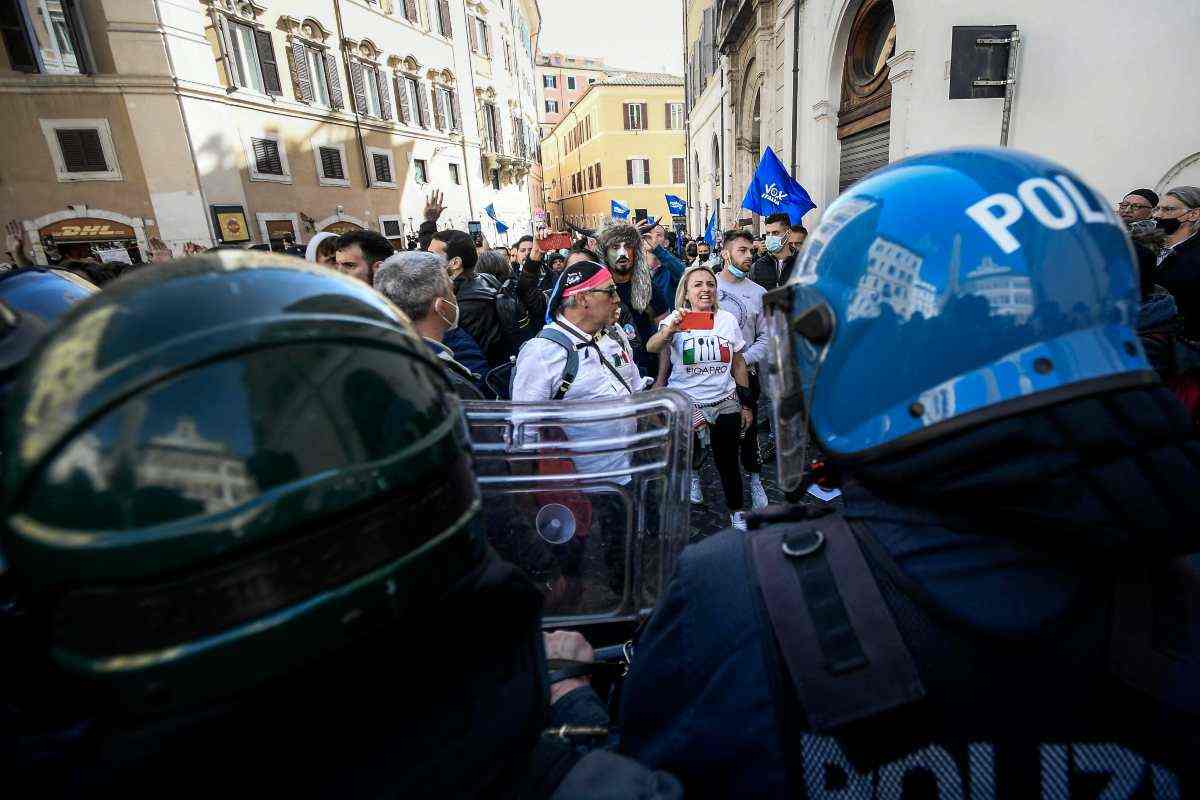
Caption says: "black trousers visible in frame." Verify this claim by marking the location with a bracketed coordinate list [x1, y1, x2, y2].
[695, 412, 745, 513]
[741, 371, 762, 475]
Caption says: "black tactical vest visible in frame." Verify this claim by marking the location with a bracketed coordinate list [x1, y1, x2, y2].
[747, 512, 1200, 798]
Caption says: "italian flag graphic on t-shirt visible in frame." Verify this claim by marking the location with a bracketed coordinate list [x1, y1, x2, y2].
[683, 335, 732, 365]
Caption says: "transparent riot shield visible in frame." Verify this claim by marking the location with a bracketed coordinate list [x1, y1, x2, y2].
[463, 389, 692, 628]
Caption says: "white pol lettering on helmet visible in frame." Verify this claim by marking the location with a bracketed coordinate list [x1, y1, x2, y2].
[1018, 178, 1078, 231]
[966, 193, 1025, 254]
[965, 174, 1119, 255]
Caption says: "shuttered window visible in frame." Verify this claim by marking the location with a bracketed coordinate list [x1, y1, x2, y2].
[382, 219, 403, 237]
[445, 87, 460, 131]
[478, 19, 490, 56]
[436, 0, 452, 37]
[251, 137, 284, 175]
[396, 76, 412, 124]
[666, 103, 684, 130]
[2, 0, 91, 74]
[324, 51, 344, 109]
[838, 123, 890, 193]
[290, 42, 335, 108]
[623, 103, 647, 130]
[626, 158, 649, 185]
[318, 146, 344, 180]
[431, 86, 446, 130]
[55, 129, 107, 172]
[0, 0, 38, 72]
[402, 0, 419, 23]
[672, 157, 685, 184]
[253, 30, 282, 95]
[373, 152, 392, 184]
[414, 79, 429, 127]
[289, 39, 313, 101]
[219, 19, 281, 95]
[482, 103, 501, 152]
[594, 162, 602, 187]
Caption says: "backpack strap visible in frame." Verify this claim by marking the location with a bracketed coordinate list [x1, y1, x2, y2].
[535, 328, 579, 400]
[747, 514, 925, 731]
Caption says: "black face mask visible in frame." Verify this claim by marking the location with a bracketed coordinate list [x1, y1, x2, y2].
[1157, 217, 1184, 235]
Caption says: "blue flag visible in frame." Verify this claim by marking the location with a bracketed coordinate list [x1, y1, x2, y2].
[703, 208, 718, 247]
[740, 147, 816, 224]
[665, 194, 687, 216]
[485, 203, 509, 234]
[611, 199, 630, 220]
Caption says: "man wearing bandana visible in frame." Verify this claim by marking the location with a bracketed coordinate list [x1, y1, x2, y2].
[598, 223, 670, 377]
[511, 259, 643, 608]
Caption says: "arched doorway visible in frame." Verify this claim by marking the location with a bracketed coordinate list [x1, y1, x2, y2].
[837, 0, 896, 192]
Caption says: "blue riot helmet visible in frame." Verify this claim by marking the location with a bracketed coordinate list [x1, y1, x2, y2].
[762, 147, 1153, 489]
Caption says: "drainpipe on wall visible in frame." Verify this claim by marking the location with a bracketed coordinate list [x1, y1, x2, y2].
[332, 0, 372, 191]
[719, 55, 726, 228]
[789, 0, 800, 178]
[682, 0, 692, 232]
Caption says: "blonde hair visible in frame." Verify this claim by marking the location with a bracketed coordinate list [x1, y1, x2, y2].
[674, 264, 720, 312]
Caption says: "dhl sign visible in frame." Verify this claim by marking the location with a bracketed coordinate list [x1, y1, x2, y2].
[39, 217, 136, 241]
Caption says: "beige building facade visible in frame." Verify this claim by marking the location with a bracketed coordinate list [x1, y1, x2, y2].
[541, 74, 686, 232]
[0, 0, 541, 263]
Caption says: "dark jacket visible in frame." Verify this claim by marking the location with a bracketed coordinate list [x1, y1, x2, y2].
[1157, 233, 1200, 338]
[749, 249, 799, 291]
[443, 325, 489, 381]
[652, 245, 686, 310]
[618, 385, 1200, 798]
[1138, 288, 1186, 376]
[455, 272, 508, 368]
[425, 336, 484, 399]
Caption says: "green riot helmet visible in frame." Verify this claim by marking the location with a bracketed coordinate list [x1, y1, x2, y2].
[1, 252, 487, 715]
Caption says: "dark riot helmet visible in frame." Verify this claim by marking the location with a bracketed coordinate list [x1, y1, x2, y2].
[1, 252, 488, 715]
[0, 268, 97, 417]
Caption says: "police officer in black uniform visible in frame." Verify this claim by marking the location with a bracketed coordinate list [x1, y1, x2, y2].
[0, 252, 680, 798]
[610, 149, 1200, 797]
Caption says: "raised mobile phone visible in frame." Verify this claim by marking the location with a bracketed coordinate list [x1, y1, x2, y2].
[679, 310, 714, 330]
[467, 220, 482, 235]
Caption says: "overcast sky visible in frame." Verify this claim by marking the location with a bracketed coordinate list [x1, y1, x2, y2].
[537, 0, 685, 75]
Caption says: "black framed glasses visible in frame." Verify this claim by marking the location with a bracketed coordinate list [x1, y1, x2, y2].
[587, 286, 620, 299]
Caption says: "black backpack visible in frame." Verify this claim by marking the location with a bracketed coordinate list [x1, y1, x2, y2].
[486, 327, 580, 401]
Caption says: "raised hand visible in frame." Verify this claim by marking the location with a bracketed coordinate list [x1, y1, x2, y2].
[423, 190, 445, 223]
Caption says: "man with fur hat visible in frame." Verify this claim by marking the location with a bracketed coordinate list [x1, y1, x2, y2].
[597, 222, 671, 376]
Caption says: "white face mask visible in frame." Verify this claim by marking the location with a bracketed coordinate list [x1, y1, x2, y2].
[435, 296, 460, 331]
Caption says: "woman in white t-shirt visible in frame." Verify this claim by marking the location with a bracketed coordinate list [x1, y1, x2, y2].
[647, 265, 755, 530]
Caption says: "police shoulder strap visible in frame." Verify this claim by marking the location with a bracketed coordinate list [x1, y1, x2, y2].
[746, 512, 925, 731]
[535, 327, 580, 400]
[1110, 557, 1200, 714]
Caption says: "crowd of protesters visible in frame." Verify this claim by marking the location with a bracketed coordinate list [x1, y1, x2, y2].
[5, 182, 1199, 513]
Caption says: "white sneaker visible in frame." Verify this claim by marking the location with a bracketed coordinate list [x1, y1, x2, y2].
[690, 475, 703, 504]
[748, 474, 768, 509]
[730, 510, 748, 531]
